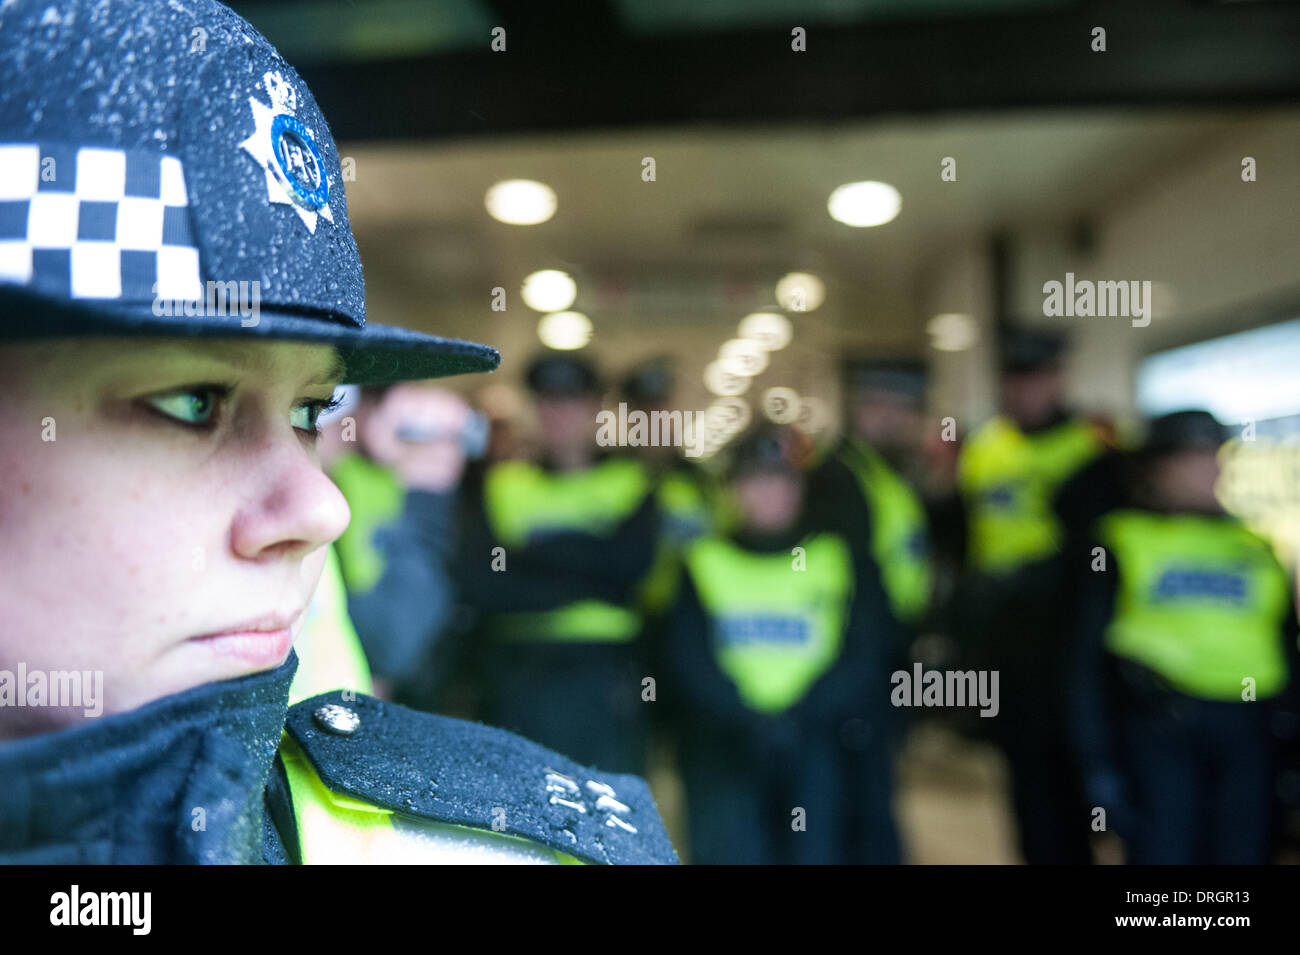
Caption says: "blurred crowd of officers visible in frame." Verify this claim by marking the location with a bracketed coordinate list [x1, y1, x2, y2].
[293, 326, 1300, 865]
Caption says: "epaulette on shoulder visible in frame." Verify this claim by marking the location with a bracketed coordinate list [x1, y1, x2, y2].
[285, 691, 678, 865]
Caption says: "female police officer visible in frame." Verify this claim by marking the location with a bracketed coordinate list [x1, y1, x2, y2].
[0, 0, 674, 864]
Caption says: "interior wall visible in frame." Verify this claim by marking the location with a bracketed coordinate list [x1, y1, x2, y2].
[917, 242, 996, 433]
[925, 112, 1300, 430]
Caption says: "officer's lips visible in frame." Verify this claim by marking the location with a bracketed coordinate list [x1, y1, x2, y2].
[188, 612, 301, 666]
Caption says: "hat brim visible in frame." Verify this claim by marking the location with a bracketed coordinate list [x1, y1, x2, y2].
[0, 286, 499, 385]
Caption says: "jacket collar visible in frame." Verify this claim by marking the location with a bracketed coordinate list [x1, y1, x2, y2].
[0, 654, 296, 863]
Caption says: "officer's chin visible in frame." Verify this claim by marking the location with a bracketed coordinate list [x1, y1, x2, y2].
[183, 626, 296, 681]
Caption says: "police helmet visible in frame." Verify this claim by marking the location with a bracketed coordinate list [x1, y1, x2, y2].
[726, 425, 804, 481]
[0, 0, 498, 385]
[1143, 410, 1229, 456]
[843, 357, 927, 404]
[999, 325, 1066, 375]
[525, 353, 601, 397]
[621, 356, 675, 406]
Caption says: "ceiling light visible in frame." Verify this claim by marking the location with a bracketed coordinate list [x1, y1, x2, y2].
[775, 272, 825, 313]
[705, 398, 752, 436]
[762, 387, 801, 424]
[827, 180, 901, 228]
[521, 269, 577, 312]
[718, 338, 769, 377]
[537, 311, 592, 350]
[485, 179, 557, 225]
[738, 312, 792, 351]
[704, 360, 752, 396]
[927, 313, 979, 352]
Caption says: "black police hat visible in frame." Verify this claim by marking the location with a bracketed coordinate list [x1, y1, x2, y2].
[621, 356, 675, 405]
[1143, 410, 1229, 456]
[525, 353, 601, 396]
[999, 326, 1066, 374]
[726, 425, 801, 480]
[843, 357, 927, 403]
[0, 0, 498, 385]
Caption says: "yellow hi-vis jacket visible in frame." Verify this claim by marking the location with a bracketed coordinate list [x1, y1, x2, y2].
[838, 440, 933, 623]
[958, 415, 1103, 574]
[1097, 509, 1291, 701]
[683, 532, 854, 713]
[482, 456, 651, 643]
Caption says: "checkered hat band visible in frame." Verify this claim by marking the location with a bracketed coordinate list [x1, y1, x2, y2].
[0, 144, 202, 304]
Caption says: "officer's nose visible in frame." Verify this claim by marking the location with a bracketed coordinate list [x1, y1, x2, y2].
[229, 428, 352, 563]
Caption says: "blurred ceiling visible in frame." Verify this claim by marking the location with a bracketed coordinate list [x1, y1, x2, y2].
[222, 0, 1300, 403]
[230, 0, 1300, 139]
[342, 108, 1251, 343]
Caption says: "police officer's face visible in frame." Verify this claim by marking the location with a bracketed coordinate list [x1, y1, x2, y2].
[734, 471, 803, 534]
[536, 394, 599, 454]
[1001, 367, 1064, 430]
[0, 338, 351, 737]
[1149, 448, 1223, 513]
[851, 389, 922, 455]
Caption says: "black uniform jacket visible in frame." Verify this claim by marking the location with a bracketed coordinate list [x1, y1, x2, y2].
[0, 653, 677, 865]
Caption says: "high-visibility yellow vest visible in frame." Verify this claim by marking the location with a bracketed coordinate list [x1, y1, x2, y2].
[656, 467, 713, 543]
[639, 466, 715, 616]
[840, 441, 933, 623]
[329, 453, 405, 595]
[488, 601, 643, 643]
[958, 416, 1103, 574]
[1098, 509, 1291, 701]
[483, 457, 652, 643]
[484, 456, 651, 546]
[289, 545, 374, 706]
[683, 532, 854, 713]
[279, 735, 580, 864]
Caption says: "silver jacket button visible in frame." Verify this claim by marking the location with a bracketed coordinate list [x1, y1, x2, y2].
[313, 703, 361, 735]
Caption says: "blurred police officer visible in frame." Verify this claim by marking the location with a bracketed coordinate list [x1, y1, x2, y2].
[453, 355, 658, 774]
[664, 427, 903, 863]
[954, 327, 1106, 864]
[810, 358, 934, 630]
[321, 384, 483, 701]
[619, 356, 716, 617]
[807, 359, 933, 861]
[1070, 411, 1300, 863]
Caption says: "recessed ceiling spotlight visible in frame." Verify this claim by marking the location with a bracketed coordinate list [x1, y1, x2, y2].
[828, 180, 901, 228]
[486, 179, 557, 225]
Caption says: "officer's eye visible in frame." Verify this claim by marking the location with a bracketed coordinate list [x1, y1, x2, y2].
[292, 393, 344, 435]
[144, 386, 227, 428]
